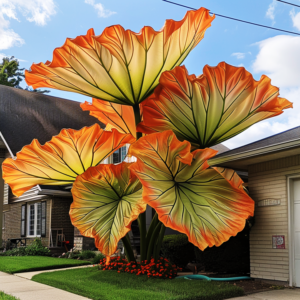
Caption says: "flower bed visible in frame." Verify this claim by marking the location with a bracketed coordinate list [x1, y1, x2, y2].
[99, 257, 182, 279]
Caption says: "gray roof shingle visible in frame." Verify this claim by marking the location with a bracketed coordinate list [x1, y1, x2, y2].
[0, 85, 103, 155]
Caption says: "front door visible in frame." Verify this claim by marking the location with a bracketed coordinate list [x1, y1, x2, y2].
[293, 179, 300, 287]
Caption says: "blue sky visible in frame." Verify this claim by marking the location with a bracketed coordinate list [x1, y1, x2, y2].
[1, 0, 300, 149]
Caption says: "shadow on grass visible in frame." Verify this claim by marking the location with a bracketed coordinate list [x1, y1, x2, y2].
[32, 267, 244, 300]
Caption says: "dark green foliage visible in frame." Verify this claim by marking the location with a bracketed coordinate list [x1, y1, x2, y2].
[0, 238, 50, 257]
[0, 56, 24, 88]
[32, 267, 244, 300]
[92, 253, 105, 264]
[194, 227, 250, 274]
[161, 234, 195, 268]
[79, 250, 96, 260]
[0, 256, 91, 274]
[0, 56, 49, 93]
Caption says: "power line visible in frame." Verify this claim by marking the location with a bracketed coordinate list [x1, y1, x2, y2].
[162, 0, 300, 36]
[275, 0, 300, 9]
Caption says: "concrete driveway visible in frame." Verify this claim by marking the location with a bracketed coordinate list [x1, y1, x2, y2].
[231, 288, 300, 300]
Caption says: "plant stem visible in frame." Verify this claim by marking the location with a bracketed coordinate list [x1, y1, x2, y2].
[133, 103, 147, 261]
[145, 213, 159, 249]
[133, 104, 142, 140]
[154, 223, 166, 261]
[122, 234, 136, 262]
[146, 222, 162, 262]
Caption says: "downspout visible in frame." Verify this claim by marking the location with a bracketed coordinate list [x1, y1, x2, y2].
[0, 132, 14, 248]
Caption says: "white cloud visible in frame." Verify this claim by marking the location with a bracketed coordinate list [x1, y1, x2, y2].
[0, 0, 56, 50]
[266, 0, 277, 24]
[252, 35, 300, 88]
[290, 9, 300, 31]
[232, 52, 246, 60]
[85, 0, 116, 18]
[0, 13, 24, 50]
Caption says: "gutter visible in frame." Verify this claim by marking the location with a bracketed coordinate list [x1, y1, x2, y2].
[38, 189, 72, 197]
[208, 138, 300, 166]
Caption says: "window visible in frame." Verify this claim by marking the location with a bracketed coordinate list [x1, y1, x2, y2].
[113, 146, 127, 164]
[23, 202, 46, 238]
[27, 203, 42, 237]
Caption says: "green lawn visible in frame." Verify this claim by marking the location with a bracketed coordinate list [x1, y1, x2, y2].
[32, 267, 244, 300]
[0, 256, 91, 274]
[0, 291, 19, 300]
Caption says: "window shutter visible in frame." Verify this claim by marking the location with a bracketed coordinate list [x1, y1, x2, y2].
[21, 204, 26, 237]
[41, 201, 47, 237]
[113, 149, 120, 164]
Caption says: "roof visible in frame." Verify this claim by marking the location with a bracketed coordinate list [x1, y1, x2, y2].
[215, 126, 300, 158]
[211, 144, 230, 154]
[209, 126, 300, 170]
[0, 85, 103, 155]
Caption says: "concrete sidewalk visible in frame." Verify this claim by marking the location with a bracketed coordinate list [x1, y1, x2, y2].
[231, 288, 300, 300]
[15, 265, 93, 280]
[0, 271, 91, 300]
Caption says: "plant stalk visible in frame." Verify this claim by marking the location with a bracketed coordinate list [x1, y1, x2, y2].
[133, 103, 147, 261]
[122, 233, 136, 262]
[146, 222, 162, 262]
[154, 223, 166, 261]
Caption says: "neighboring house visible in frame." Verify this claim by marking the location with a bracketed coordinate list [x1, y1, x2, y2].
[0, 85, 103, 252]
[209, 126, 300, 287]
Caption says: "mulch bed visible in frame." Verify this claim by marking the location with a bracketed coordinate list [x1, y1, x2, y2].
[228, 279, 284, 294]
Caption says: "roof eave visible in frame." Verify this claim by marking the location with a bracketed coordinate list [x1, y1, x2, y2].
[208, 138, 300, 166]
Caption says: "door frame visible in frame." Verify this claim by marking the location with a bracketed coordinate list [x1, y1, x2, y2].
[287, 174, 300, 287]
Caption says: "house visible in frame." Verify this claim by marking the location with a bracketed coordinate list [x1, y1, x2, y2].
[0, 85, 104, 252]
[209, 126, 300, 287]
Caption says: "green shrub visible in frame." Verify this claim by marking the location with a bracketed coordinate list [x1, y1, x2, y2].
[0, 239, 50, 257]
[79, 250, 96, 260]
[161, 234, 195, 267]
[25, 239, 51, 256]
[92, 253, 105, 264]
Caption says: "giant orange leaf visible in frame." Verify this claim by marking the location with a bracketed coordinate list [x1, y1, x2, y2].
[137, 63, 292, 148]
[25, 8, 214, 105]
[70, 163, 145, 255]
[2, 125, 135, 197]
[129, 130, 254, 250]
[81, 99, 136, 137]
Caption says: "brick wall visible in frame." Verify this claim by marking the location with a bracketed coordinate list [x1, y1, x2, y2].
[248, 155, 300, 282]
[2, 200, 51, 247]
[51, 197, 74, 247]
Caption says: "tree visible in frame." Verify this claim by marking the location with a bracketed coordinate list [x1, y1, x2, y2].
[0, 56, 49, 93]
[2, 7, 292, 267]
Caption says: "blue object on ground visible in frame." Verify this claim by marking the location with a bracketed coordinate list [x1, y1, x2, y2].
[176, 274, 251, 281]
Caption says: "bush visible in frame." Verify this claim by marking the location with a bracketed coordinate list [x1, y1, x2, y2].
[92, 253, 105, 264]
[79, 250, 96, 260]
[0, 238, 50, 257]
[161, 234, 195, 268]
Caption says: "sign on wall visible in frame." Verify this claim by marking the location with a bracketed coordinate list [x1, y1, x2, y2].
[272, 235, 285, 249]
[258, 199, 281, 207]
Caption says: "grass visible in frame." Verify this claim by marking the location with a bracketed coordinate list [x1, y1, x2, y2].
[32, 267, 244, 300]
[0, 256, 91, 274]
[0, 291, 19, 300]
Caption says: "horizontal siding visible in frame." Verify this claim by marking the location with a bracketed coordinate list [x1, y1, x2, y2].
[10, 186, 48, 203]
[3, 184, 8, 205]
[248, 157, 300, 283]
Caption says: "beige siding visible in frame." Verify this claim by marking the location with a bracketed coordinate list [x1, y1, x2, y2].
[248, 155, 300, 282]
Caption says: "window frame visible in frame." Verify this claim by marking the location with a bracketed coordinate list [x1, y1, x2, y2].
[26, 202, 42, 238]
